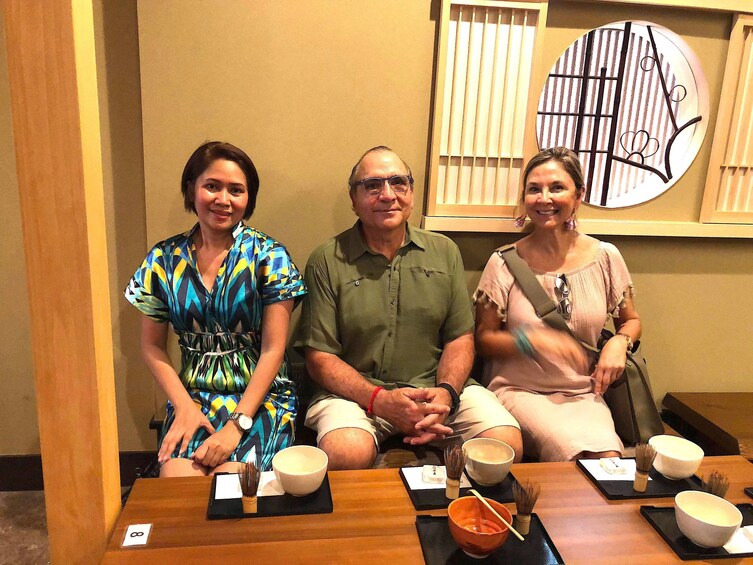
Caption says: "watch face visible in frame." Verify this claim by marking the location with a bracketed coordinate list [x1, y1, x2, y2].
[230, 412, 253, 431]
[237, 414, 253, 431]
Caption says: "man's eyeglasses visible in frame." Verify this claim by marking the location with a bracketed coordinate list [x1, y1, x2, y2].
[354, 175, 413, 196]
[555, 273, 572, 321]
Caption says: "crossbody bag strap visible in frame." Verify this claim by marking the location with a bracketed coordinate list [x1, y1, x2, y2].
[498, 245, 599, 355]
[498, 245, 557, 320]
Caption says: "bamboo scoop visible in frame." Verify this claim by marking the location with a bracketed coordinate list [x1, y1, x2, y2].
[468, 489, 525, 542]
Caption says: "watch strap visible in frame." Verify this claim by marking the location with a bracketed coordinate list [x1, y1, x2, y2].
[228, 412, 251, 432]
[436, 383, 460, 415]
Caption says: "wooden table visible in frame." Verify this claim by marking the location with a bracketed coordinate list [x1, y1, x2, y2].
[663, 393, 753, 460]
[102, 456, 753, 564]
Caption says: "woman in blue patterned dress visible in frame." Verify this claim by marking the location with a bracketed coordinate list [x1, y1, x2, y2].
[125, 141, 306, 476]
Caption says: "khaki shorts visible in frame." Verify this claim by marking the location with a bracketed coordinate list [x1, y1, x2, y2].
[304, 384, 519, 448]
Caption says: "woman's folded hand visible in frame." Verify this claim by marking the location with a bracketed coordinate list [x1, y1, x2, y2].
[190, 424, 242, 469]
[591, 336, 628, 395]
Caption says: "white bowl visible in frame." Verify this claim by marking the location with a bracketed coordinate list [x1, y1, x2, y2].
[463, 438, 515, 486]
[648, 435, 704, 480]
[272, 445, 328, 496]
[675, 490, 742, 547]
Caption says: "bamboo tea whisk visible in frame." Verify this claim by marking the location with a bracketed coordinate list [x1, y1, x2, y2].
[702, 470, 730, 498]
[633, 443, 656, 493]
[512, 479, 540, 535]
[444, 444, 466, 500]
[240, 462, 261, 514]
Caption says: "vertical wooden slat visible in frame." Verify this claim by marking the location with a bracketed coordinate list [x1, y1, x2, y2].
[457, 8, 476, 204]
[722, 168, 733, 210]
[469, 8, 488, 203]
[733, 168, 743, 210]
[482, 9, 502, 204]
[506, 9, 528, 203]
[445, 4, 463, 204]
[494, 9, 515, 203]
[737, 29, 753, 165]
[2, 0, 121, 562]
[727, 28, 752, 165]
[491, 10, 508, 205]
[427, 0, 449, 214]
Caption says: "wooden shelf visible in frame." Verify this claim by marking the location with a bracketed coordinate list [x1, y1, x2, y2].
[422, 215, 753, 237]
[557, 0, 753, 13]
[662, 392, 753, 460]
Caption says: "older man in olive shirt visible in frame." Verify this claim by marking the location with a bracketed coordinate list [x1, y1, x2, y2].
[295, 146, 522, 469]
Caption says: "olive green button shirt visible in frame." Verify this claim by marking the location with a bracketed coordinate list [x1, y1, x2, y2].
[294, 222, 474, 400]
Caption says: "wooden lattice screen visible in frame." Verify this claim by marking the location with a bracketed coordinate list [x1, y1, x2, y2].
[425, 0, 548, 220]
[701, 14, 753, 224]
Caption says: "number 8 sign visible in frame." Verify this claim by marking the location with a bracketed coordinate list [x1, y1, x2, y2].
[122, 523, 152, 547]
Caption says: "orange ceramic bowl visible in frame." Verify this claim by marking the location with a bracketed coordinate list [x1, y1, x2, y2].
[447, 496, 511, 558]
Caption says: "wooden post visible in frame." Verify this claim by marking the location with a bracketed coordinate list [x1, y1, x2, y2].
[2, 0, 121, 562]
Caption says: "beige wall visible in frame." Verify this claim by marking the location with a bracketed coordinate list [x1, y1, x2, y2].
[137, 0, 438, 256]
[0, 8, 37, 455]
[2, 0, 750, 455]
[94, 0, 151, 451]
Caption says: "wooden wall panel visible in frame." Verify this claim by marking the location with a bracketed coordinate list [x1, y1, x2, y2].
[702, 14, 753, 223]
[2, 0, 120, 562]
[426, 0, 548, 217]
[425, 1, 753, 236]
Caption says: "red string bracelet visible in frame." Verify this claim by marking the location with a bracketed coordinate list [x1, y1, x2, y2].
[366, 386, 384, 416]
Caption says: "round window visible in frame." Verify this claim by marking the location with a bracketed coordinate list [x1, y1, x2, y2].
[536, 21, 708, 208]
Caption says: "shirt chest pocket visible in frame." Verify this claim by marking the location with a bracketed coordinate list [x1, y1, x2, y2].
[403, 266, 452, 324]
[338, 275, 387, 321]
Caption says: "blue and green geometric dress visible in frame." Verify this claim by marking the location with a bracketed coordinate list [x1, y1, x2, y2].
[125, 222, 306, 470]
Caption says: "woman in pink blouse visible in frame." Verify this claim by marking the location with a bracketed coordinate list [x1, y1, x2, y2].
[474, 147, 642, 461]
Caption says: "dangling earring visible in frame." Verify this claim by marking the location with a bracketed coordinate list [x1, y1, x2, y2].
[565, 214, 577, 231]
[514, 215, 526, 228]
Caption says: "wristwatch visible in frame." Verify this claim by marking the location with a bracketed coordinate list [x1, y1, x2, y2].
[437, 383, 460, 415]
[228, 412, 253, 433]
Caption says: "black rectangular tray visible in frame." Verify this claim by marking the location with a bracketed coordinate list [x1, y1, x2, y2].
[399, 468, 516, 511]
[416, 513, 564, 564]
[640, 504, 753, 560]
[207, 472, 333, 520]
[576, 459, 702, 500]
[745, 487, 753, 499]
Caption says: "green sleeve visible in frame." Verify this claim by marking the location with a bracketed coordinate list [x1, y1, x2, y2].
[440, 241, 475, 344]
[293, 249, 342, 356]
